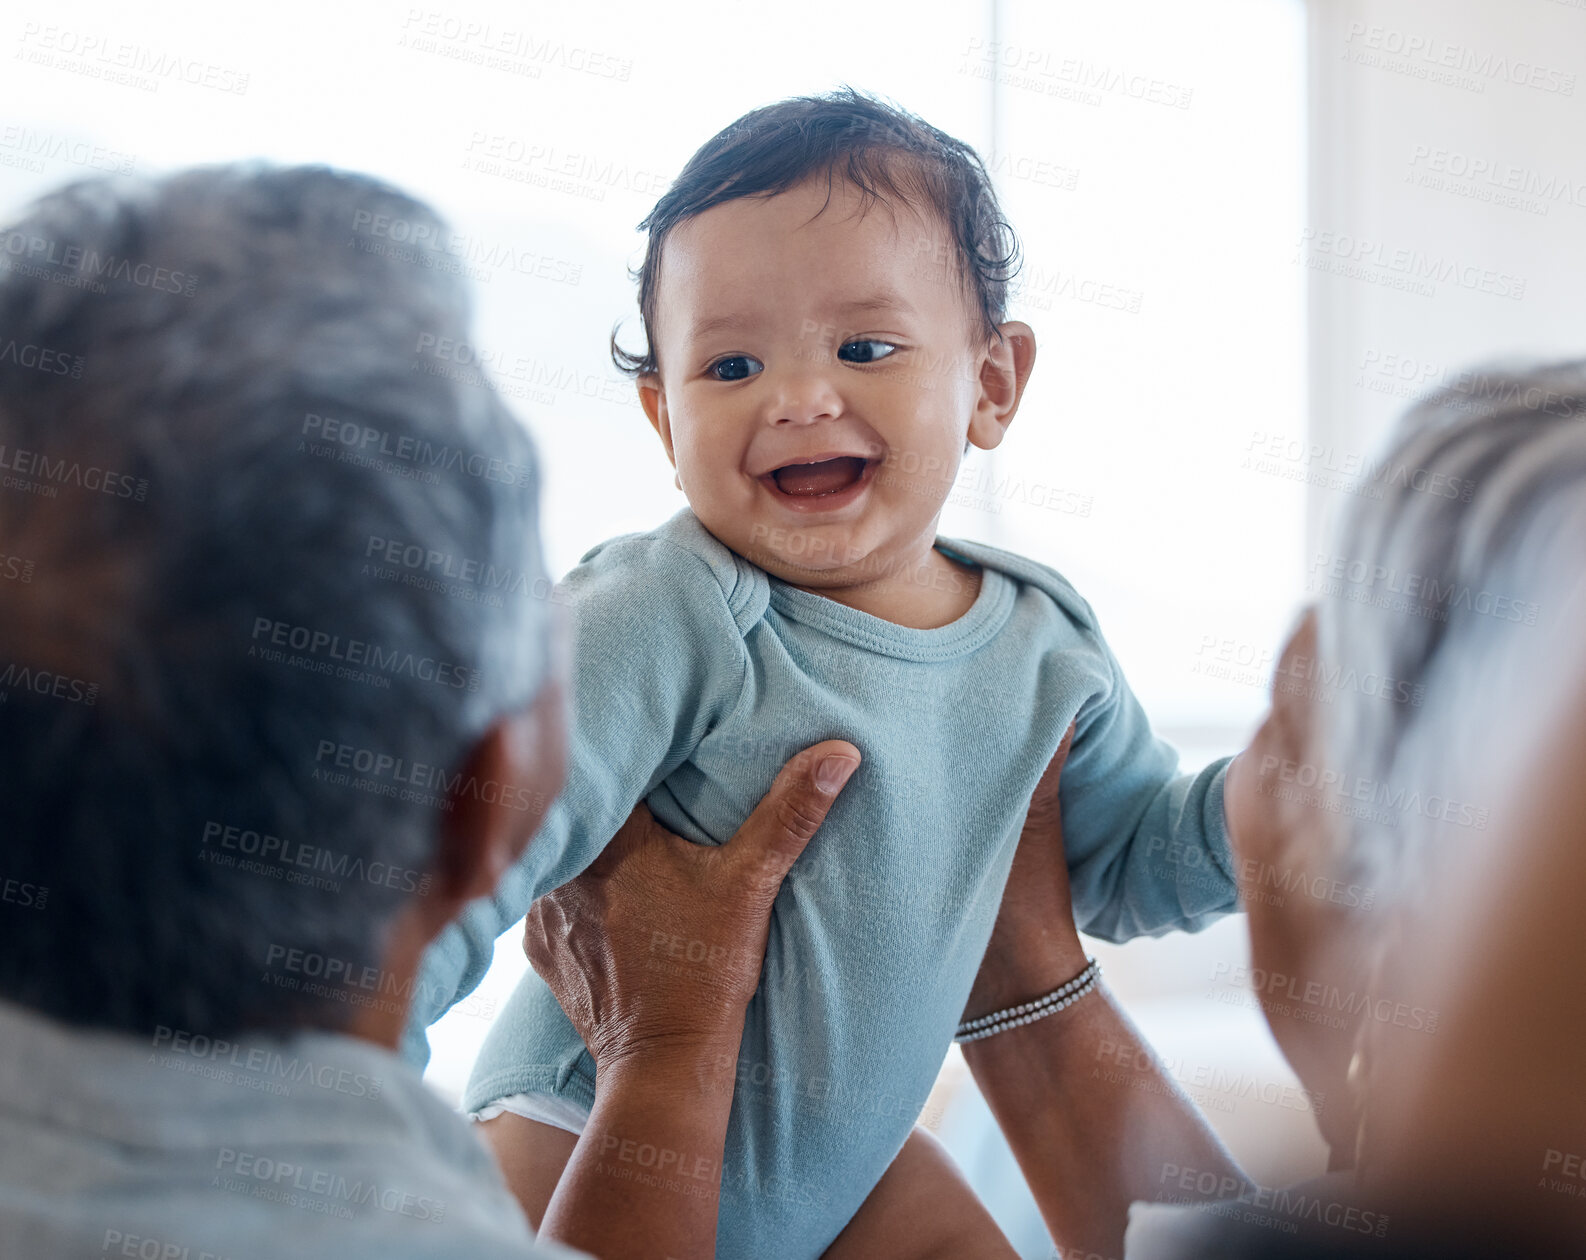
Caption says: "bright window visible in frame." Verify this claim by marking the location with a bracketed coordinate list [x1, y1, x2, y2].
[2, 0, 1306, 1131]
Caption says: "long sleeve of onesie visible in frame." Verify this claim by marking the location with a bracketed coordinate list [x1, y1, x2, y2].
[399, 529, 754, 1069]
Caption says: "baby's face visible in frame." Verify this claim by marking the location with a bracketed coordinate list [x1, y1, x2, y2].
[641, 176, 1001, 591]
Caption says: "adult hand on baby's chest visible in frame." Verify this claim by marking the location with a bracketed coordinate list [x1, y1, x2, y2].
[523, 741, 861, 1074]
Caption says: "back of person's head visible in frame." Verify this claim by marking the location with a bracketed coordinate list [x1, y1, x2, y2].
[611, 86, 1021, 379]
[1315, 363, 1586, 1256]
[0, 165, 551, 1039]
[1317, 360, 1586, 904]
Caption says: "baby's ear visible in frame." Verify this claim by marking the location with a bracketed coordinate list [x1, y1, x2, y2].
[637, 375, 674, 460]
[966, 321, 1037, 452]
[637, 376, 683, 491]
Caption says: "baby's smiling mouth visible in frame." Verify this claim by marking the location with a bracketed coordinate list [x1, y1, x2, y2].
[766, 456, 872, 497]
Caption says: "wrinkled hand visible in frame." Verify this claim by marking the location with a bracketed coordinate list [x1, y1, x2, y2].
[1222, 607, 1356, 984]
[1224, 607, 1365, 1158]
[1223, 607, 1326, 880]
[524, 741, 861, 1075]
[964, 722, 1082, 1023]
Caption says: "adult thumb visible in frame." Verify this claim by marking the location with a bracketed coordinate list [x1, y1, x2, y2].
[725, 740, 860, 891]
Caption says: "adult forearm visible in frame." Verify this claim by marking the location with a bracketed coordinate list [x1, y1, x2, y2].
[538, 1038, 740, 1259]
[963, 985, 1246, 1259]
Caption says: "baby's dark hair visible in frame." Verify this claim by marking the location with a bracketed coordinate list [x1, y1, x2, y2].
[611, 87, 1021, 379]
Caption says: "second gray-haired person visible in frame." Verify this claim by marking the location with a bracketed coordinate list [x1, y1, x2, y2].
[961, 361, 1586, 1259]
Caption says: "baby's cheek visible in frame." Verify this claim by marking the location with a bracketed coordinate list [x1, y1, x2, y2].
[675, 446, 742, 512]
[872, 451, 954, 518]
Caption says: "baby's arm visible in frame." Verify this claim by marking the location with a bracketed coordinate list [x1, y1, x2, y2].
[480, 1116, 1016, 1260]
[1059, 635, 1238, 941]
[399, 533, 750, 1068]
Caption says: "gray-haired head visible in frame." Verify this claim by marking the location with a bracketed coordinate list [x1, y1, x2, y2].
[1316, 360, 1586, 907]
[0, 165, 552, 1038]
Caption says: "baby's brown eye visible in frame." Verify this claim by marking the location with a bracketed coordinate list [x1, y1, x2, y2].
[710, 355, 763, 381]
[837, 340, 898, 364]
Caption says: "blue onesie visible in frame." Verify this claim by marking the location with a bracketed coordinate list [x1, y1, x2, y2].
[403, 507, 1236, 1258]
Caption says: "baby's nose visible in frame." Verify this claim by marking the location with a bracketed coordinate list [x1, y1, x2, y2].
[766, 364, 843, 426]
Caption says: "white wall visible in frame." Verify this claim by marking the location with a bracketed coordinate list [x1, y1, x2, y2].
[1305, 0, 1586, 556]
[983, 0, 1309, 750]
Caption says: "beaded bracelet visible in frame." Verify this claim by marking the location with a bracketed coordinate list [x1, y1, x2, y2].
[956, 957, 1100, 1034]
[953, 957, 1101, 1044]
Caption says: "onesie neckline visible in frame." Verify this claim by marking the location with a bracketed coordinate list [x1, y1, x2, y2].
[764, 542, 1014, 663]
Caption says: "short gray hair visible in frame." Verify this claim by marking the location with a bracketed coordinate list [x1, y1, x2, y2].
[1318, 360, 1586, 906]
[0, 165, 551, 1037]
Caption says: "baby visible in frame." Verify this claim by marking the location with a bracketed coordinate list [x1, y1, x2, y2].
[405, 90, 1241, 1257]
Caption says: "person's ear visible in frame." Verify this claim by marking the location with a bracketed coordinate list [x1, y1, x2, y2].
[424, 681, 567, 929]
[638, 374, 683, 492]
[966, 321, 1037, 453]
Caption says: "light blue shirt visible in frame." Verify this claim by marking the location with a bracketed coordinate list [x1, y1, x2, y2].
[0, 997, 580, 1259]
[407, 508, 1236, 1259]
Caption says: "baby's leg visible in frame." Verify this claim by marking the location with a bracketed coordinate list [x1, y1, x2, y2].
[824, 1127, 1018, 1260]
[479, 1112, 577, 1231]
[482, 1113, 1014, 1258]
